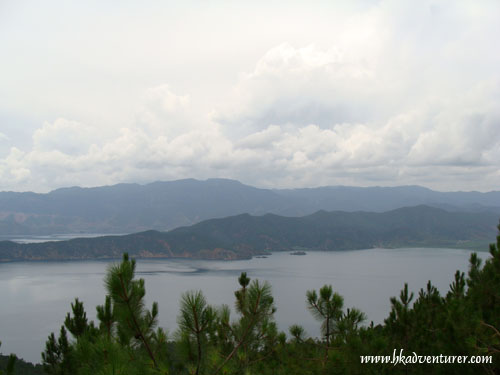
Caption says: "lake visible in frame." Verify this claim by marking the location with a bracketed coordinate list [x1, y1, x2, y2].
[0, 248, 489, 364]
[0, 233, 125, 244]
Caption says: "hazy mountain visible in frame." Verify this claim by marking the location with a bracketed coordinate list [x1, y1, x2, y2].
[0, 179, 499, 235]
[1, 205, 497, 262]
[276, 185, 500, 214]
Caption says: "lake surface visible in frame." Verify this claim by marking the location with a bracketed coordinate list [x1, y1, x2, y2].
[0, 233, 124, 244]
[0, 248, 489, 364]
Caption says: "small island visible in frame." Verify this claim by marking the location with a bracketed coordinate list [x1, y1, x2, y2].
[290, 251, 306, 256]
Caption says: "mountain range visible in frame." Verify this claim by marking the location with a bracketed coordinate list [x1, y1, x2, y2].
[1, 178, 499, 236]
[0, 205, 497, 262]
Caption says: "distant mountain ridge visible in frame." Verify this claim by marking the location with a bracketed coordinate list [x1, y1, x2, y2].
[0, 205, 497, 262]
[1, 178, 499, 235]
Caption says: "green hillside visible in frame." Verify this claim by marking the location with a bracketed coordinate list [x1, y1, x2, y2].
[0, 206, 497, 262]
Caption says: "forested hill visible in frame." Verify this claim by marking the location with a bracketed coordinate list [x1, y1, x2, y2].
[1, 178, 500, 235]
[0, 205, 497, 261]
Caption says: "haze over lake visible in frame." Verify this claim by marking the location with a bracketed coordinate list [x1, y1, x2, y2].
[0, 248, 488, 364]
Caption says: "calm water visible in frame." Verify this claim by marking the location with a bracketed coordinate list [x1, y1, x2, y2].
[0, 233, 124, 244]
[0, 248, 488, 363]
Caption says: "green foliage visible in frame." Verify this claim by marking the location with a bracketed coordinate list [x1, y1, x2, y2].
[0, 344, 43, 375]
[306, 285, 344, 344]
[0, 342, 16, 375]
[361, 220, 500, 374]
[176, 290, 215, 375]
[34, 222, 500, 374]
[305, 285, 366, 372]
[95, 295, 114, 338]
[64, 298, 99, 340]
[289, 324, 305, 342]
[104, 253, 161, 368]
[211, 273, 278, 375]
[41, 326, 74, 375]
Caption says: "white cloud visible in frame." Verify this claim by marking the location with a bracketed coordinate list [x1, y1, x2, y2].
[136, 85, 194, 137]
[214, 43, 377, 136]
[32, 118, 98, 155]
[0, 148, 31, 186]
[0, 1, 499, 192]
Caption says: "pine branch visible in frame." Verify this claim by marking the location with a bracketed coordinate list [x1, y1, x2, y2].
[117, 272, 158, 368]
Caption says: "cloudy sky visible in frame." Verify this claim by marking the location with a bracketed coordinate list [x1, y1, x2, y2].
[1, 0, 499, 192]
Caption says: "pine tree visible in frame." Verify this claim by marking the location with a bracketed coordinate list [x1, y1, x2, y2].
[306, 285, 366, 373]
[213, 272, 277, 375]
[306, 285, 344, 365]
[176, 290, 215, 375]
[104, 253, 160, 368]
[41, 326, 74, 375]
[96, 295, 115, 339]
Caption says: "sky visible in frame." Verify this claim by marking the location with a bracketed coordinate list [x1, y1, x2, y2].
[1, 0, 499, 193]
